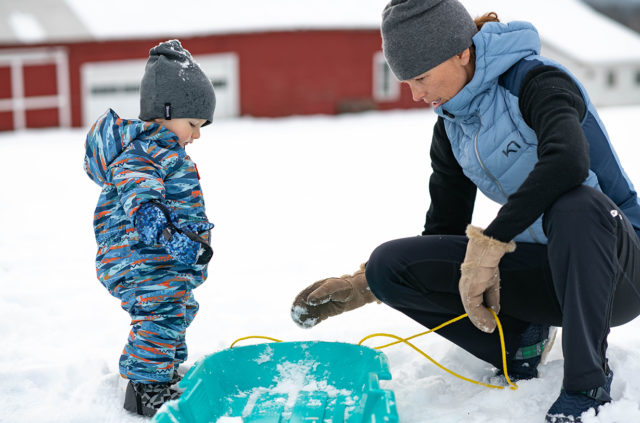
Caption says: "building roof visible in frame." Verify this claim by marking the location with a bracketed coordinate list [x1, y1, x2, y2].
[465, 0, 640, 64]
[2, 0, 640, 64]
[0, 0, 91, 43]
[63, 0, 390, 38]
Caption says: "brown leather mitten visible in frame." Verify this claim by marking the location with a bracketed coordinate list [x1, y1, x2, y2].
[459, 225, 516, 333]
[291, 263, 378, 328]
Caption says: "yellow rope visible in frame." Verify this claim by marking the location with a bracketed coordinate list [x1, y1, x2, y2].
[363, 313, 468, 349]
[229, 335, 283, 349]
[357, 309, 517, 390]
[229, 309, 517, 390]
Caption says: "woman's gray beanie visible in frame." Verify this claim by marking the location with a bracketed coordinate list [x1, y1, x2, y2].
[139, 40, 216, 126]
[381, 0, 477, 81]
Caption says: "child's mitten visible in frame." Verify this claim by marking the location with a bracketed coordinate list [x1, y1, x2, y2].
[134, 201, 213, 265]
[161, 223, 213, 265]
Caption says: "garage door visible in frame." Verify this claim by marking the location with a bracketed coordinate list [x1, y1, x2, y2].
[81, 52, 239, 127]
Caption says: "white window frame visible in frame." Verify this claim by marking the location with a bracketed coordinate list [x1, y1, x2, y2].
[0, 47, 71, 130]
[372, 51, 400, 102]
[81, 52, 240, 126]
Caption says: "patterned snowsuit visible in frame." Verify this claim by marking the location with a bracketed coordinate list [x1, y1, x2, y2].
[84, 109, 213, 383]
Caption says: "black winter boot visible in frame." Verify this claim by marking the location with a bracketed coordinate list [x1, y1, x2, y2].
[545, 368, 613, 422]
[123, 380, 181, 417]
[170, 366, 183, 386]
[497, 324, 557, 381]
[511, 324, 557, 380]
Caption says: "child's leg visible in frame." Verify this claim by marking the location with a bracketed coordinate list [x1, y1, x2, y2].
[174, 292, 199, 368]
[118, 275, 192, 383]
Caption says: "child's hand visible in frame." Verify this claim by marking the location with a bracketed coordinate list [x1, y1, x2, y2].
[134, 201, 213, 265]
[162, 229, 213, 265]
[135, 202, 172, 245]
[181, 221, 214, 235]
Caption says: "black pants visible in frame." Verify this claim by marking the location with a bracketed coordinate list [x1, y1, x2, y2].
[366, 186, 640, 392]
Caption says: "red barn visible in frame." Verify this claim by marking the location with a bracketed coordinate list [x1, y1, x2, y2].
[3, 0, 640, 131]
[0, 0, 425, 131]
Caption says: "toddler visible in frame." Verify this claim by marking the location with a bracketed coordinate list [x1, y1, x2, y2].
[83, 39, 215, 416]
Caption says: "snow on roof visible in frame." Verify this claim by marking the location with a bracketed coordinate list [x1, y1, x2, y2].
[63, 0, 390, 37]
[4, 0, 640, 64]
[463, 0, 640, 64]
[0, 0, 91, 44]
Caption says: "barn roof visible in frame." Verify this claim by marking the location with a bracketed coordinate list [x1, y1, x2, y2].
[2, 0, 640, 64]
[0, 0, 91, 43]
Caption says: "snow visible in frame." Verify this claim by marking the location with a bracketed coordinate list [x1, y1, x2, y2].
[239, 360, 354, 418]
[2, 107, 640, 422]
[62, 0, 390, 38]
[58, 0, 640, 63]
[8, 11, 46, 43]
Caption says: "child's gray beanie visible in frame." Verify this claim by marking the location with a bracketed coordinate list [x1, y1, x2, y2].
[381, 0, 477, 81]
[139, 40, 215, 126]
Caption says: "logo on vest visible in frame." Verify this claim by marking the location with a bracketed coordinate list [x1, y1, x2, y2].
[502, 141, 521, 157]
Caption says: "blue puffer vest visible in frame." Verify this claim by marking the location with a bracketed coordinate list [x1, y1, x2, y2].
[436, 21, 640, 243]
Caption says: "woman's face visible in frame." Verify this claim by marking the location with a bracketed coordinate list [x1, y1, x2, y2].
[404, 48, 474, 109]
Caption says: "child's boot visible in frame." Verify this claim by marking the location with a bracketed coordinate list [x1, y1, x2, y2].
[123, 380, 181, 417]
[170, 366, 184, 386]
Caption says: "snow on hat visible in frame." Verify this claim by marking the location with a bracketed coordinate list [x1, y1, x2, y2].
[381, 0, 477, 81]
[139, 39, 216, 126]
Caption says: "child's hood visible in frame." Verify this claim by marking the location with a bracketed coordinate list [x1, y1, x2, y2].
[84, 109, 179, 187]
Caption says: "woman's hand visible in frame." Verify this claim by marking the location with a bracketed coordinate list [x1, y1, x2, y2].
[459, 225, 516, 333]
[291, 263, 378, 328]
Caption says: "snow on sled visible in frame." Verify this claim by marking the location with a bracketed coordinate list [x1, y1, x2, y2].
[152, 340, 398, 423]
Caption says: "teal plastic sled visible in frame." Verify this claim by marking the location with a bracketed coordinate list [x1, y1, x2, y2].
[152, 341, 398, 423]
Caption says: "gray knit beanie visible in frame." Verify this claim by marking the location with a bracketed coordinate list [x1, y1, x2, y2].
[139, 40, 215, 126]
[381, 0, 477, 81]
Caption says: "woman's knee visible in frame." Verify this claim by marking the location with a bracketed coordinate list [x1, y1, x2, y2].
[365, 235, 464, 303]
[365, 239, 403, 302]
[544, 186, 611, 233]
[548, 186, 600, 213]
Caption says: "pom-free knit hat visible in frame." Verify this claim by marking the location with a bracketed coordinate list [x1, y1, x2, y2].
[381, 0, 477, 81]
[139, 39, 215, 126]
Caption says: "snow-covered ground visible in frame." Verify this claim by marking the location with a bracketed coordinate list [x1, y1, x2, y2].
[1, 107, 640, 422]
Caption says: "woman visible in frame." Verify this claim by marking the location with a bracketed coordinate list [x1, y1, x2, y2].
[290, 0, 640, 421]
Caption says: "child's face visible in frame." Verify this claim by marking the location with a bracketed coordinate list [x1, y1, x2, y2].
[154, 118, 207, 147]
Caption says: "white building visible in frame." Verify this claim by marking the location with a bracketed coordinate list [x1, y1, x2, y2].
[464, 0, 640, 106]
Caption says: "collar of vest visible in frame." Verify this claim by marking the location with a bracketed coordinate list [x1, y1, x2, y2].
[436, 20, 541, 121]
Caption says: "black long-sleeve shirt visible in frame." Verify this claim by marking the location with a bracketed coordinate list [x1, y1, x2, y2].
[423, 65, 589, 242]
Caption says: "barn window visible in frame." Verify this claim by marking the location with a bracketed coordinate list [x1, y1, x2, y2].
[373, 52, 400, 102]
[91, 84, 140, 95]
[0, 48, 71, 131]
[212, 78, 227, 89]
[635, 70, 640, 85]
[607, 70, 616, 87]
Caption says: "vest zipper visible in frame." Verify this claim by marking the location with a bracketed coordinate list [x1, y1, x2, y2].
[472, 116, 541, 243]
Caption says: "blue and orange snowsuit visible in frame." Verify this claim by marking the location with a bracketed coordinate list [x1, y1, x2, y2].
[84, 109, 214, 383]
